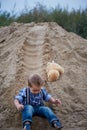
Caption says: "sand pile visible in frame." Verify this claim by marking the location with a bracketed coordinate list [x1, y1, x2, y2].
[0, 22, 87, 130]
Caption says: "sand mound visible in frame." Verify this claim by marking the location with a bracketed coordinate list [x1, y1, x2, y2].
[0, 22, 87, 130]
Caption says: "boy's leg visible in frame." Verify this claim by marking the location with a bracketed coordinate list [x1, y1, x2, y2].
[38, 106, 63, 129]
[21, 105, 34, 130]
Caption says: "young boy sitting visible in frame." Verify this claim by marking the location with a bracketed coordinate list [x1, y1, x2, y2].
[14, 74, 63, 130]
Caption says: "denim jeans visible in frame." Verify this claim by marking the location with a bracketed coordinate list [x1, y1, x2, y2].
[21, 105, 62, 128]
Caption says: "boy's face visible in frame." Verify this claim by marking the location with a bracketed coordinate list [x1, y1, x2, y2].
[29, 84, 41, 94]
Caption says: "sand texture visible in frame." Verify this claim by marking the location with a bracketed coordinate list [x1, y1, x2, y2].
[0, 22, 87, 130]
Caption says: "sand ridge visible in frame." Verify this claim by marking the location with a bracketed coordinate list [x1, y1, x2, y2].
[0, 22, 87, 130]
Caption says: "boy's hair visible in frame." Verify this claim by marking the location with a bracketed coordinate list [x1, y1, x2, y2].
[28, 74, 44, 87]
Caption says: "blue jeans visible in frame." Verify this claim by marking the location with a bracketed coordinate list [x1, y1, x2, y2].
[22, 105, 62, 128]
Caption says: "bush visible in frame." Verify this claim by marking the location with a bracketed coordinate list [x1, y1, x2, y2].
[0, 3, 87, 39]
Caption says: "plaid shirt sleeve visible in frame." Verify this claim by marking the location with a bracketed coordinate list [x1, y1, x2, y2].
[42, 87, 52, 102]
[14, 88, 26, 104]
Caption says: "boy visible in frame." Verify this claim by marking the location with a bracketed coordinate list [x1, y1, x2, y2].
[14, 74, 63, 130]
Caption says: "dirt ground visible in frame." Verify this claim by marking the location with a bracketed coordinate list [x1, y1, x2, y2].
[0, 22, 87, 130]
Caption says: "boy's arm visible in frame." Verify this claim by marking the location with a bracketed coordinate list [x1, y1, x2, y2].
[42, 88, 52, 102]
[49, 97, 61, 105]
[14, 88, 25, 111]
[14, 99, 24, 111]
[42, 87, 61, 105]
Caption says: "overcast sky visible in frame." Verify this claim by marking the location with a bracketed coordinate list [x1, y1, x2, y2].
[0, 0, 87, 15]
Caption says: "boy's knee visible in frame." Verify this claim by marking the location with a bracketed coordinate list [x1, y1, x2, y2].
[24, 105, 34, 113]
[25, 105, 33, 109]
[40, 106, 52, 113]
[44, 106, 52, 111]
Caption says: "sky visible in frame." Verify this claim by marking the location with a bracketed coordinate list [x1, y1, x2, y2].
[0, 0, 87, 15]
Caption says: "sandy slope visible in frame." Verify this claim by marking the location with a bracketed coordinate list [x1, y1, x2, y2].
[0, 22, 87, 130]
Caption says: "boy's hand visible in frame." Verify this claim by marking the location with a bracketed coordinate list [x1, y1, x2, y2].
[16, 104, 24, 111]
[54, 99, 62, 105]
[50, 97, 61, 105]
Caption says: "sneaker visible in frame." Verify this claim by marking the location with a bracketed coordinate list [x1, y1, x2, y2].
[22, 123, 30, 130]
[22, 125, 27, 130]
[53, 121, 63, 130]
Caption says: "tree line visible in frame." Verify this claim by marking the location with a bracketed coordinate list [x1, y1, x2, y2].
[0, 4, 87, 39]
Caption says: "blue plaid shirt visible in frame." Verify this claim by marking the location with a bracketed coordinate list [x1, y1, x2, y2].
[14, 87, 52, 106]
